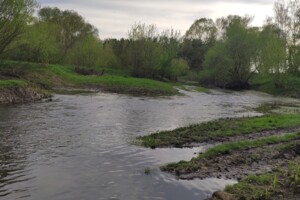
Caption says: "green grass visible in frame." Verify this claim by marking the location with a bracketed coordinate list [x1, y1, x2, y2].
[138, 114, 300, 148]
[223, 161, 300, 199]
[162, 132, 300, 172]
[194, 86, 209, 93]
[254, 102, 300, 115]
[251, 74, 300, 98]
[0, 60, 178, 96]
[49, 64, 176, 93]
[224, 173, 275, 199]
[97, 67, 130, 77]
[198, 132, 300, 159]
[0, 80, 26, 89]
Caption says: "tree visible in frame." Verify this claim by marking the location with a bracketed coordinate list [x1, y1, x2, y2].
[126, 23, 162, 78]
[105, 38, 130, 69]
[179, 39, 209, 71]
[180, 18, 217, 71]
[2, 22, 59, 63]
[128, 23, 158, 41]
[203, 19, 260, 89]
[287, 0, 300, 73]
[202, 42, 229, 87]
[158, 28, 181, 78]
[185, 18, 217, 44]
[167, 58, 189, 81]
[273, 0, 300, 73]
[259, 21, 287, 88]
[126, 39, 162, 78]
[216, 15, 253, 38]
[65, 34, 103, 68]
[101, 42, 119, 68]
[38, 7, 98, 59]
[0, 0, 37, 55]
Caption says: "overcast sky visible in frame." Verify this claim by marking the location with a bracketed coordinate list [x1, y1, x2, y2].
[37, 0, 275, 39]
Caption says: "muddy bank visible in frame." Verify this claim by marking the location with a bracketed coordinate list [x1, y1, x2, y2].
[215, 126, 300, 143]
[179, 126, 300, 149]
[208, 156, 300, 200]
[0, 87, 50, 104]
[163, 138, 300, 181]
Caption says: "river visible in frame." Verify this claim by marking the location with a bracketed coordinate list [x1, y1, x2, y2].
[0, 89, 298, 200]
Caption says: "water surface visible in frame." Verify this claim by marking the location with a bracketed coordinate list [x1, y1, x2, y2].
[0, 89, 298, 200]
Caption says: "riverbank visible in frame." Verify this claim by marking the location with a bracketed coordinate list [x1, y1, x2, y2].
[251, 75, 300, 98]
[0, 80, 50, 104]
[0, 60, 178, 104]
[211, 158, 300, 200]
[137, 104, 300, 199]
[137, 114, 300, 148]
[162, 132, 300, 179]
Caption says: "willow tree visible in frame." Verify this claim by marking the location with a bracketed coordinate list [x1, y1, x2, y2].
[0, 0, 37, 55]
[204, 18, 260, 89]
[38, 7, 98, 58]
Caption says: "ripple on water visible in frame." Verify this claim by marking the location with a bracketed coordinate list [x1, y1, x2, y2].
[0, 90, 299, 200]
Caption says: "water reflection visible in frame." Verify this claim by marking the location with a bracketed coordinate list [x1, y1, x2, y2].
[0, 90, 298, 200]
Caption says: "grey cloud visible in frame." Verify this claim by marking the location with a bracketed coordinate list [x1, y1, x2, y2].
[37, 0, 274, 38]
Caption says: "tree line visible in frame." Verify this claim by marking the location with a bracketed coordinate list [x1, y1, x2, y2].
[1, 0, 300, 89]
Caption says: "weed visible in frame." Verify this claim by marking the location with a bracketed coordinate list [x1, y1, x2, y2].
[144, 167, 151, 175]
[273, 174, 277, 191]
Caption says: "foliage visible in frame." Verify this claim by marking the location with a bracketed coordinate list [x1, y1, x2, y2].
[185, 18, 217, 43]
[126, 39, 162, 78]
[259, 20, 287, 88]
[159, 28, 181, 78]
[2, 22, 60, 63]
[38, 7, 98, 57]
[0, 0, 37, 55]
[65, 34, 103, 68]
[179, 39, 212, 71]
[125, 23, 183, 79]
[251, 73, 300, 98]
[1, 2, 300, 92]
[179, 18, 216, 71]
[166, 58, 189, 81]
[274, 0, 300, 74]
[203, 18, 260, 89]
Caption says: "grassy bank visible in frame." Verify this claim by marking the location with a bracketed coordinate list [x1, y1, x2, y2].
[0, 79, 50, 104]
[0, 79, 26, 88]
[0, 60, 178, 98]
[251, 75, 300, 98]
[220, 159, 300, 200]
[49, 64, 177, 95]
[137, 114, 300, 148]
[162, 132, 300, 173]
[137, 110, 300, 199]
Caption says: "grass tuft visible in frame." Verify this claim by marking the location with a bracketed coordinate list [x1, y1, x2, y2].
[138, 114, 300, 148]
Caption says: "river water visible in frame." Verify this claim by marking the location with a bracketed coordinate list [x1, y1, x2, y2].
[0, 89, 298, 200]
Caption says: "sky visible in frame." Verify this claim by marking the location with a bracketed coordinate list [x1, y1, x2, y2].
[37, 0, 275, 39]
